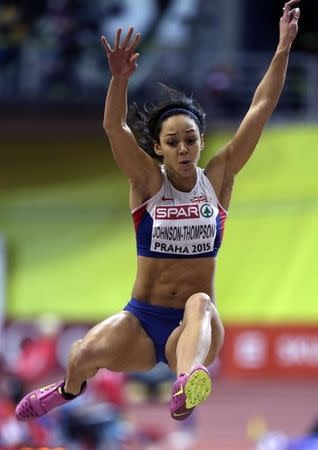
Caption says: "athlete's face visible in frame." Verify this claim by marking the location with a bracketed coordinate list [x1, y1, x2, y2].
[154, 114, 204, 175]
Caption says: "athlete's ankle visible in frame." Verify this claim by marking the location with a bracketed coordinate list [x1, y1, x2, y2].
[177, 363, 207, 376]
[61, 380, 87, 399]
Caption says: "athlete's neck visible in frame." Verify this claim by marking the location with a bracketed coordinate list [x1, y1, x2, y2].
[164, 166, 197, 193]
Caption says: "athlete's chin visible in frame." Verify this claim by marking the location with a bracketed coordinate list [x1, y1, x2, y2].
[178, 162, 195, 173]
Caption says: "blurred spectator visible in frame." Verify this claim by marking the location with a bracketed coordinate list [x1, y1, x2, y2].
[204, 64, 240, 118]
[56, 369, 133, 450]
[308, 417, 318, 436]
[14, 336, 56, 384]
[0, 2, 26, 95]
[128, 362, 175, 402]
[14, 314, 60, 385]
[0, 374, 49, 448]
[93, 369, 127, 409]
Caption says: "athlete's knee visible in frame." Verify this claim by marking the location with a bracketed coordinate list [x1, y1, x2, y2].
[185, 292, 213, 318]
[68, 335, 107, 371]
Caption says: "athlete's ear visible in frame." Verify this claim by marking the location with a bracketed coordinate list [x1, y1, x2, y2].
[154, 141, 163, 156]
[200, 134, 205, 151]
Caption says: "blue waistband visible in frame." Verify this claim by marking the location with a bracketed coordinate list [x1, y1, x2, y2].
[130, 298, 184, 317]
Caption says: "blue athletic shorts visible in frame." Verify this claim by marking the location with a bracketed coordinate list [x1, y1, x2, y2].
[124, 298, 184, 364]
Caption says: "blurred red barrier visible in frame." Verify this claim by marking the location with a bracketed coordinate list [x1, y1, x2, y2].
[222, 325, 318, 378]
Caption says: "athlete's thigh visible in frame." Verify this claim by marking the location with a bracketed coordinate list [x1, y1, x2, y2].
[80, 311, 156, 372]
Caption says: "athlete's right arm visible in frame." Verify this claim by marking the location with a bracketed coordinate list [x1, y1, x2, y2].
[101, 28, 162, 196]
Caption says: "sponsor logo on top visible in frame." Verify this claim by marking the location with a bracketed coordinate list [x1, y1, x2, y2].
[155, 204, 215, 220]
[200, 204, 213, 218]
[155, 205, 200, 220]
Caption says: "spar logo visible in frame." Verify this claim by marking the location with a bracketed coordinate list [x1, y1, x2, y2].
[155, 205, 200, 220]
[200, 204, 213, 218]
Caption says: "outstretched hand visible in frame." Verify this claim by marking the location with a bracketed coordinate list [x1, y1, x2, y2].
[279, 0, 300, 48]
[101, 27, 141, 79]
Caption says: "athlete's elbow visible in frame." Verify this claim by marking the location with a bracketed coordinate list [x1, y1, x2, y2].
[103, 120, 127, 137]
[103, 120, 113, 135]
[103, 122, 121, 138]
[252, 98, 277, 119]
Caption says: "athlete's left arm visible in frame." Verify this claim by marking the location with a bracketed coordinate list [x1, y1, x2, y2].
[204, 0, 300, 206]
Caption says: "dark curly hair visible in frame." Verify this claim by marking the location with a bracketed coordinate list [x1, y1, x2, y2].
[127, 84, 206, 162]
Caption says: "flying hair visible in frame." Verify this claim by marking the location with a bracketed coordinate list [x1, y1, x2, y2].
[127, 84, 206, 161]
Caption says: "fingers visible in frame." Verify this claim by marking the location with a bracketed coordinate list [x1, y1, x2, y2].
[130, 53, 140, 65]
[121, 27, 134, 49]
[282, 0, 300, 18]
[115, 28, 122, 50]
[281, 0, 300, 24]
[291, 6, 300, 23]
[101, 27, 141, 53]
[283, 0, 300, 11]
[101, 36, 112, 55]
[281, 6, 300, 24]
[127, 33, 141, 53]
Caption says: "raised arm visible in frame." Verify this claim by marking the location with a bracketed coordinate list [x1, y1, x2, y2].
[205, 0, 300, 207]
[101, 28, 162, 195]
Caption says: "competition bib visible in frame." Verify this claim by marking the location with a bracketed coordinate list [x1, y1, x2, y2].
[151, 203, 217, 256]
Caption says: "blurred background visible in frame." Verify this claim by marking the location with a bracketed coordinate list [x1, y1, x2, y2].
[1, 0, 318, 449]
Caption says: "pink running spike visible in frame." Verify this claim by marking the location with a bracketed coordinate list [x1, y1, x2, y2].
[15, 380, 86, 421]
[170, 365, 212, 421]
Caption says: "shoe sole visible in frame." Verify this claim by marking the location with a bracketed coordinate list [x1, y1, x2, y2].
[184, 368, 212, 409]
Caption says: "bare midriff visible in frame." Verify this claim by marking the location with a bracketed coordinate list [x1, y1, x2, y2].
[131, 255, 216, 308]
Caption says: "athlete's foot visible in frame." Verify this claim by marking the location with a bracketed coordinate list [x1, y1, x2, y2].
[15, 380, 87, 421]
[170, 365, 212, 421]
